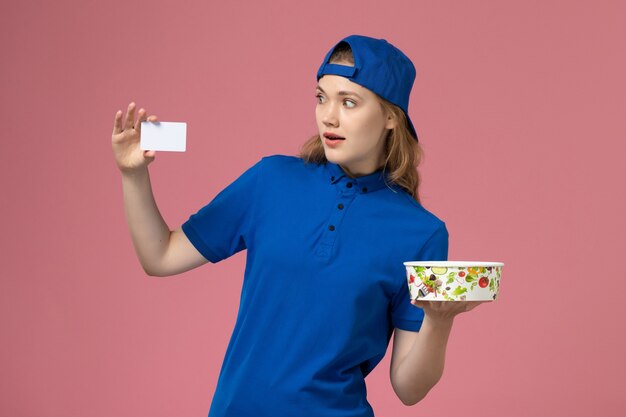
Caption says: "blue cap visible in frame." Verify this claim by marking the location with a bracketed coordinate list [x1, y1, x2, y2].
[317, 34, 419, 142]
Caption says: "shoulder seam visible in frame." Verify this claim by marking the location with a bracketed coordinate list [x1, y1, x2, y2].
[415, 223, 448, 259]
[241, 156, 264, 247]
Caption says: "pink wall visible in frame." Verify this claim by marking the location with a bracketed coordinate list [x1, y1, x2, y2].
[1, 0, 624, 416]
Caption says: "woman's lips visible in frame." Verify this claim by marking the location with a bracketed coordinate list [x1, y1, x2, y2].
[323, 133, 345, 140]
[323, 133, 345, 147]
[324, 137, 344, 147]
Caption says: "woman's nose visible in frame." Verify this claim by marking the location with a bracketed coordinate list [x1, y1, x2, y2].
[322, 102, 339, 126]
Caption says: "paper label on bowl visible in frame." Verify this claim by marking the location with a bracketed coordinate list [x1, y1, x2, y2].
[407, 265, 502, 301]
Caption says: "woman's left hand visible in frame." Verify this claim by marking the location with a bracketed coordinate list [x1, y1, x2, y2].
[411, 299, 487, 324]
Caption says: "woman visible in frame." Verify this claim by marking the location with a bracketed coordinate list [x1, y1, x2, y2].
[112, 34, 484, 417]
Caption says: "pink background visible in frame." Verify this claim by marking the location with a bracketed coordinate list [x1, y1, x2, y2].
[1, 0, 624, 416]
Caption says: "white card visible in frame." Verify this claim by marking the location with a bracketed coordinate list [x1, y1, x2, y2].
[140, 121, 187, 152]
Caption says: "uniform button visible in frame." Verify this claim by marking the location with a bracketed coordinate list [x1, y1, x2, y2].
[337, 203, 344, 210]
[346, 182, 353, 188]
[329, 225, 335, 231]
[331, 176, 335, 182]
[362, 187, 368, 193]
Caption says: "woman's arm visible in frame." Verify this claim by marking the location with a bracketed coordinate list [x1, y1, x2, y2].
[113, 104, 209, 277]
[390, 317, 453, 405]
[390, 301, 485, 405]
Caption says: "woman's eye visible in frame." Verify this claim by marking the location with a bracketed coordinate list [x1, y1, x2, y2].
[315, 94, 355, 108]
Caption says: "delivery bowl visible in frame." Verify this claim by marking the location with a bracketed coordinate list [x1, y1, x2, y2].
[403, 261, 504, 301]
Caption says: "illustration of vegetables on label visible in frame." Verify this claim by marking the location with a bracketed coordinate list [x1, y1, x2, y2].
[404, 262, 504, 302]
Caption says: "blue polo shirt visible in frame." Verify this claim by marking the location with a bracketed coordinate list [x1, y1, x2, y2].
[182, 154, 448, 417]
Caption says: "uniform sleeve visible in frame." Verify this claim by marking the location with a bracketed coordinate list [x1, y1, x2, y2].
[391, 223, 449, 332]
[181, 158, 263, 263]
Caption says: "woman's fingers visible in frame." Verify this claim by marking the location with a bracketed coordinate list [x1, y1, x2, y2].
[412, 300, 486, 315]
[135, 108, 147, 135]
[112, 103, 156, 136]
[124, 102, 136, 131]
[112, 110, 123, 135]
[464, 301, 486, 312]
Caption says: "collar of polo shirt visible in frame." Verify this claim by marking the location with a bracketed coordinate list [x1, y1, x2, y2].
[324, 160, 394, 193]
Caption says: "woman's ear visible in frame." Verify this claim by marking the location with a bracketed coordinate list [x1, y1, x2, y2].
[385, 111, 398, 130]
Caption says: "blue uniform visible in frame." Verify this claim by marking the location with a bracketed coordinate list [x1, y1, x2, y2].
[182, 155, 448, 417]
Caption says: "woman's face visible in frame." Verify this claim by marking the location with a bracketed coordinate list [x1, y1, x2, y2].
[315, 73, 396, 177]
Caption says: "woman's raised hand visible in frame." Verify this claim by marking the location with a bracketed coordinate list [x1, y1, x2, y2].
[111, 102, 159, 174]
[411, 299, 487, 325]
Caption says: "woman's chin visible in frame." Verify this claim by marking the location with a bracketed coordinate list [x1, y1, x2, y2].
[323, 150, 345, 164]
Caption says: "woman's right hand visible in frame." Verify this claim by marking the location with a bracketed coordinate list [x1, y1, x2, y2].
[112, 102, 159, 174]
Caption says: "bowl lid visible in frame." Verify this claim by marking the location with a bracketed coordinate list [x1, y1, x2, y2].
[403, 261, 504, 267]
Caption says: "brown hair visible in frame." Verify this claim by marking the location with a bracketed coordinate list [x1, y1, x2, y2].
[297, 42, 425, 203]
